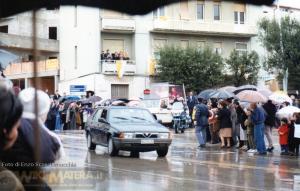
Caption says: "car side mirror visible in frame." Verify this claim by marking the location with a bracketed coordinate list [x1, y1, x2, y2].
[157, 119, 163, 124]
[152, 114, 157, 120]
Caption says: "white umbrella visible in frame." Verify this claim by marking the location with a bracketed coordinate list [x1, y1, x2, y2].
[236, 90, 267, 103]
[276, 106, 300, 119]
[219, 86, 237, 93]
[258, 88, 273, 98]
[269, 92, 292, 104]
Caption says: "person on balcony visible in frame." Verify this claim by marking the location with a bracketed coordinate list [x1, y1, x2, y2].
[104, 49, 112, 60]
[101, 51, 105, 60]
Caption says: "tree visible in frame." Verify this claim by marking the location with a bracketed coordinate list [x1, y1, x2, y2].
[258, 16, 300, 90]
[225, 50, 260, 87]
[156, 46, 224, 91]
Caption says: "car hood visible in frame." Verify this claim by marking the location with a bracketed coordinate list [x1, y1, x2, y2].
[110, 122, 170, 133]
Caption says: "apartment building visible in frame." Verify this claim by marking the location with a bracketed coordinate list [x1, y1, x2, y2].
[58, 1, 258, 99]
[0, 8, 59, 94]
[2, 1, 297, 98]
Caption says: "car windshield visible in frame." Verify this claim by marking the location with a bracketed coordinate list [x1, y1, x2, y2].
[109, 108, 156, 123]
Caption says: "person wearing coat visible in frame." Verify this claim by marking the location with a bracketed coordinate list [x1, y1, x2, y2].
[187, 91, 197, 125]
[288, 112, 300, 156]
[250, 103, 267, 155]
[229, 103, 240, 147]
[278, 118, 289, 155]
[66, 102, 77, 130]
[194, 97, 210, 148]
[217, 101, 232, 148]
[263, 100, 277, 152]
[0, 87, 25, 191]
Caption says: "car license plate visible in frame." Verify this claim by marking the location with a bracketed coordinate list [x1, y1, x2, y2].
[141, 139, 154, 144]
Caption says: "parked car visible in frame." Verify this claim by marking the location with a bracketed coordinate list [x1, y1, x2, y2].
[85, 106, 172, 157]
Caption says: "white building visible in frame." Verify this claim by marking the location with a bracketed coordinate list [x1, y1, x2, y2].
[2, 0, 299, 98]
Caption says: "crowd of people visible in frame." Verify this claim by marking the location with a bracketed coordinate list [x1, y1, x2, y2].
[101, 49, 130, 61]
[188, 91, 300, 156]
[45, 91, 95, 131]
[0, 80, 65, 190]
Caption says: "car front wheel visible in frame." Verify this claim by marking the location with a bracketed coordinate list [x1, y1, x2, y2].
[87, 133, 96, 151]
[157, 147, 169, 157]
[108, 137, 119, 156]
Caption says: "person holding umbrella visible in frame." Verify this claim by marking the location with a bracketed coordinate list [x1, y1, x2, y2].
[217, 101, 232, 148]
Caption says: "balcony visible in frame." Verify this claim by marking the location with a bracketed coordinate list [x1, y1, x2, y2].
[4, 59, 59, 78]
[0, 32, 59, 52]
[101, 18, 135, 32]
[101, 60, 136, 75]
[152, 19, 257, 37]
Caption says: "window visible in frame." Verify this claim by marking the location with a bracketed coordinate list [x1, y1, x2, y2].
[153, 7, 165, 18]
[234, 3, 245, 24]
[111, 84, 129, 99]
[180, 0, 189, 20]
[214, 42, 222, 55]
[236, 42, 247, 54]
[102, 39, 124, 53]
[75, 46, 78, 69]
[28, 55, 34, 61]
[100, 109, 108, 119]
[197, 41, 205, 50]
[213, 4, 220, 21]
[153, 39, 167, 59]
[93, 109, 103, 121]
[180, 40, 189, 49]
[234, 11, 245, 24]
[197, 3, 204, 20]
[0, 25, 8, 33]
[48, 27, 57, 40]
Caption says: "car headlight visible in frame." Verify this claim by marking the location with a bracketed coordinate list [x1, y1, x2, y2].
[159, 133, 170, 139]
[119, 132, 134, 139]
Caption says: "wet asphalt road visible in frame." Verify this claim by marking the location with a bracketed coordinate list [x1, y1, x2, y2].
[48, 129, 300, 191]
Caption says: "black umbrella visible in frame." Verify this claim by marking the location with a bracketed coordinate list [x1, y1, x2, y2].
[198, 89, 218, 100]
[233, 85, 257, 95]
[210, 89, 236, 99]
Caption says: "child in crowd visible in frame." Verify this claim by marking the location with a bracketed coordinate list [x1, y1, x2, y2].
[278, 118, 289, 155]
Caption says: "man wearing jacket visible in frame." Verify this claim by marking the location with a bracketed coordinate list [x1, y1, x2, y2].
[195, 97, 210, 148]
[263, 100, 277, 152]
[250, 103, 267, 155]
[187, 91, 197, 126]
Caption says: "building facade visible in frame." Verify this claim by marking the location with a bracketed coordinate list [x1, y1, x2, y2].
[0, 8, 60, 94]
[1, 1, 298, 98]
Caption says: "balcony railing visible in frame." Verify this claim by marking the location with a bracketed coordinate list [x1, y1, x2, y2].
[101, 18, 135, 32]
[152, 19, 257, 37]
[0, 33, 59, 52]
[4, 59, 59, 76]
[100, 60, 136, 75]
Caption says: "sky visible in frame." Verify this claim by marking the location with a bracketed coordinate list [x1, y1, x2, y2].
[277, 0, 300, 9]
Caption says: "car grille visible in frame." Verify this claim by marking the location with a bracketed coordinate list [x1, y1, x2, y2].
[135, 133, 158, 138]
